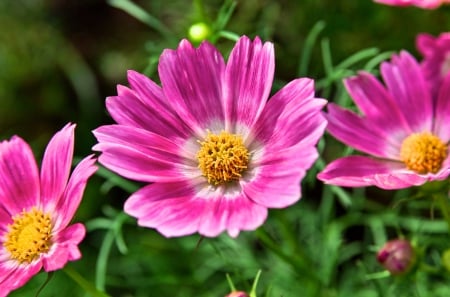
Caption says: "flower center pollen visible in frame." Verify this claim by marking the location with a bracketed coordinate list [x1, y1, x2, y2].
[197, 131, 250, 185]
[4, 207, 53, 263]
[400, 132, 448, 174]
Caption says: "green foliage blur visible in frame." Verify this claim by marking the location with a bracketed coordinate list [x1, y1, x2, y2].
[2, 0, 450, 296]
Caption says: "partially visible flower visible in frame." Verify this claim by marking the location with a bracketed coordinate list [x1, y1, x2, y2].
[93, 36, 327, 238]
[0, 124, 97, 296]
[318, 51, 450, 189]
[377, 239, 416, 275]
[225, 291, 250, 297]
[374, 0, 450, 9]
[416, 32, 450, 96]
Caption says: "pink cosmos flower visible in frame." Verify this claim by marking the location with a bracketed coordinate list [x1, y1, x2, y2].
[318, 51, 450, 189]
[0, 124, 97, 296]
[374, 0, 450, 9]
[416, 32, 450, 96]
[93, 36, 327, 238]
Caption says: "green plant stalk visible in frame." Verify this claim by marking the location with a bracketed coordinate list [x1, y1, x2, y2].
[107, 0, 176, 42]
[249, 270, 262, 297]
[435, 193, 450, 233]
[63, 266, 111, 297]
[255, 228, 321, 284]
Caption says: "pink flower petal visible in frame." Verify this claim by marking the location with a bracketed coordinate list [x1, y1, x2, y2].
[326, 103, 402, 159]
[40, 123, 75, 207]
[42, 224, 85, 271]
[433, 69, 450, 142]
[223, 36, 274, 131]
[380, 51, 433, 132]
[416, 33, 436, 56]
[93, 125, 196, 183]
[245, 146, 318, 208]
[250, 78, 327, 150]
[343, 72, 411, 134]
[125, 181, 268, 237]
[0, 260, 42, 296]
[158, 40, 226, 135]
[0, 136, 40, 214]
[318, 156, 429, 189]
[106, 87, 190, 140]
[433, 154, 450, 180]
[198, 193, 268, 238]
[0, 206, 12, 233]
[51, 156, 97, 230]
[374, 0, 447, 9]
[124, 181, 202, 237]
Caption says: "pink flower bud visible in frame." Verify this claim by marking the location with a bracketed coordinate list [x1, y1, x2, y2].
[377, 239, 415, 275]
[225, 291, 250, 297]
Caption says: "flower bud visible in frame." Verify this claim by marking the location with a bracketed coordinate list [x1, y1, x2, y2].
[225, 291, 249, 297]
[377, 239, 415, 275]
[188, 22, 211, 43]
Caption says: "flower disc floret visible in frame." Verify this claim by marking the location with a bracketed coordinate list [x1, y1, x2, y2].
[197, 131, 249, 185]
[4, 207, 52, 263]
[400, 132, 447, 174]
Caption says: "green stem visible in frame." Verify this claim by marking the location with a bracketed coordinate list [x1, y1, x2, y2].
[249, 270, 262, 297]
[435, 193, 450, 233]
[95, 212, 129, 291]
[255, 228, 320, 283]
[63, 266, 111, 297]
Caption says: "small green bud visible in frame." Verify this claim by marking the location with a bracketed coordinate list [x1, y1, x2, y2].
[188, 22, 211, 42]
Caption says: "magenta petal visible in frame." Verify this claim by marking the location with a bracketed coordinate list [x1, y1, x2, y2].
[250, 78, 327, 149]
[158, 40, 226, 133]
[224, 36, 274, 130]
[43, 224, 85, 271]
[434, 155, 450, 180]
[106, 87, 189, 139]
[245, 147, 318, 208]
[124, 181, 202, 237]
[0, 136, 40, 214]
[433, 74, 450, 142]
[40, 123, 75, 207]
[318, 156, 428, 189]
[0, 206, 12, 233]
[93, 125, 194, 183]
[343, 72, 411, 134]
[199, 194, 268, 238]
[380, 51, 433, 132]
[416, 33, 435, 56]
[326, 104, 401, 159]
[42, 246, 69, 272]
[118, 71, 191, 138]
[0, 261, 42, 296]
[125, 181, 268, 237]
[51, 156, 97, 230]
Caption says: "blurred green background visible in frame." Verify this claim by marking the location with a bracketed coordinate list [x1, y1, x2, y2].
[2, 0, 450, 296]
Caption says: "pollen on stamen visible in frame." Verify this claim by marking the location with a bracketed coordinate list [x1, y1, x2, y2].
[197, 131, 250, 185]
[400, 132, 448, 174]
[3, 207, 53, 263]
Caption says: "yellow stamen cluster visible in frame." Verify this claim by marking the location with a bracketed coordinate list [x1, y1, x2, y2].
[4, 207, 52, 263]
[197, 131, 250, 185]
[400, 132, 448, 174]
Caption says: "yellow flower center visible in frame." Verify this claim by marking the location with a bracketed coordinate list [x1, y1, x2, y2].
[4, 208, 53, 263]
[400, 132, 448, 174]
[197, 131, 250, 185]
